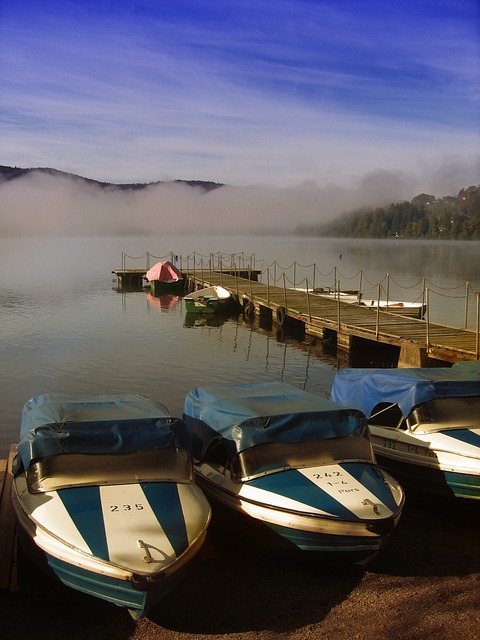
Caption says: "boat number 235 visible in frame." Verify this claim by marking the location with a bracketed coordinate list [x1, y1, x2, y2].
[109, 504, 144, 512]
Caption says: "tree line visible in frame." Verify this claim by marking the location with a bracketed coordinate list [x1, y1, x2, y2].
[296, 185, 480, 239]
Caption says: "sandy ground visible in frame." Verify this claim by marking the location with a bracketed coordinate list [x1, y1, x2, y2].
[1, 491, 479, 640]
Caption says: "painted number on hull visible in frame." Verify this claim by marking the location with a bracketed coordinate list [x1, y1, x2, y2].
[382, 440, 397, 450]
[312, 470, 359, 493]
[109, 503, 145, 512]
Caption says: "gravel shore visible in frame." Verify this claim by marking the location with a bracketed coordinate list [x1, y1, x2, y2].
[2, 491, 479, 640]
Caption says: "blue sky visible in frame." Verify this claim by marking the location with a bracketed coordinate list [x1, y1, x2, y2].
[1, 0, 479, 191]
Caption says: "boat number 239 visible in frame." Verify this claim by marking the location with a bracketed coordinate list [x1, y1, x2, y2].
[109, 504, 144, 512]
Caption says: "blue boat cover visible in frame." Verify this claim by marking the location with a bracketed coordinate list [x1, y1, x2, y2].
[331, 365, 480, 419]
[18, 393, 187, 470]
[183, 382, 367, 457]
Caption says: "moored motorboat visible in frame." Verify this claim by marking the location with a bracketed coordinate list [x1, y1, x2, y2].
[295, 287, 426, 318]
[183, 382, 404, 561]
[145, 260, 184, 295]
[359, 299, 426, 319]
[331, 364, 480, 500]
[12, 393, 211, 619]
[183, 285, 232, 314]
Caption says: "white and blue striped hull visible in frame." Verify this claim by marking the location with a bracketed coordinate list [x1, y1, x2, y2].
[12, 473, 211, 619]
[369, 427, 480, 500]
[195, 461, 404, 561]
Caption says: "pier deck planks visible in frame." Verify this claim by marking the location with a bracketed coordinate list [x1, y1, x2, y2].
[183, 270, 479, 364]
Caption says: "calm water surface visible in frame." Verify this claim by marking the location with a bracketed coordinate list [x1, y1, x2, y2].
[1, 235, 479, 457]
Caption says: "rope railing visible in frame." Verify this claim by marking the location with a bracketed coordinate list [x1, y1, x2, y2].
[119, 250, 480, 343]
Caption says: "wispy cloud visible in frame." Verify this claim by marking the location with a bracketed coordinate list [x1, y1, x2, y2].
[0, 0, 478, 189]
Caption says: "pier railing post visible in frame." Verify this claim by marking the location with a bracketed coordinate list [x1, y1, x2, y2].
[376, 284, 381, 338]
[464, 282, 470, 329]
[337, 282, 341, 329]
[476, 291, 479, 359]
[267, 268, 270, 307]
[283, 273, 288, 309]
[306, 279, 311, 322]
[426, 288, 430, 352]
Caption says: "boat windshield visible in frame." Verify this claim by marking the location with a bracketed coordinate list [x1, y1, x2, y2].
[229, 434, 375, 482]
[26, 448, 193, 493]
[407, 396, 480, 433]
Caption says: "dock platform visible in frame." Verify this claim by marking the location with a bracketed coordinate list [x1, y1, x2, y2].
[183, 270, 479, 367]
[0, 445, 17, 591]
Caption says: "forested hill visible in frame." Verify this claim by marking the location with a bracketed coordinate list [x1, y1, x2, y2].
[297, 185, 480, 240]
[0, 165, 223, 192]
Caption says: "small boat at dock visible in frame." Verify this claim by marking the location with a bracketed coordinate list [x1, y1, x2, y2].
[297, 287, 426, 319]
[331, 363, 480, 500]
[12, 393, 211, 619]
[183, 285, 233, 314]
[183, 382, 405, 562]
[145, 260, 185, 295]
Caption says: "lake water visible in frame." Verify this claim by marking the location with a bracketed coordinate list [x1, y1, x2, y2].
[1, 235, 479, 458]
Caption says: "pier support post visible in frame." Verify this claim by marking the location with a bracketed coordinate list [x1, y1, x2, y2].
[398, 343, 428, 368]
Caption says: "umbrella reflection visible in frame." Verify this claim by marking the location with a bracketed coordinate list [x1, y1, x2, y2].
[146, 292, 181, 311]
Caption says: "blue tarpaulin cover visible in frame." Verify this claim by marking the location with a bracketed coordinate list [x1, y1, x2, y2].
[331, 364, 480, 419]
[183, 382, 367, 457]
[18, 393, 186, 470]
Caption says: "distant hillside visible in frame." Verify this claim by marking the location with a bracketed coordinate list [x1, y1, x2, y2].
[296, 185, 480, 240]
[0, 165, 224, 193]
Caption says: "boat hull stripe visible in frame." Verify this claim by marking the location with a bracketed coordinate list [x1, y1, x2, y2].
[58, 486, 109, 560]
[141, 483, 188, 558]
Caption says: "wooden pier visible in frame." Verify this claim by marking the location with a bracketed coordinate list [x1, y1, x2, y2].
[183, 270, 479, 367]
[112, 268, 261, 289]
[0, 446, 17, 591]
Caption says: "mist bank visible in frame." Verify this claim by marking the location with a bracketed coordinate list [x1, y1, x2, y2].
[0, 163, 478, 237]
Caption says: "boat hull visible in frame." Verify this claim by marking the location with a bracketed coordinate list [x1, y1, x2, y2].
[12, 472, 211, 618]
[150, 279, 184, 296]
[184, 298, 228, 314]
[370, 430, 480, 500]
[183, 286, 232, 314]
[194, 461, 403, 561]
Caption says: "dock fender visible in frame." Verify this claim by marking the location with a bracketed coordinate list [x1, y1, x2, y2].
[243, 301, 255, 320]
[276, 306, 286, 326]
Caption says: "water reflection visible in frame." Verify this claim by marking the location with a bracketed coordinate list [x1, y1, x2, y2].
[147, 293, 181, 312]
[184, 312, 232, 327]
